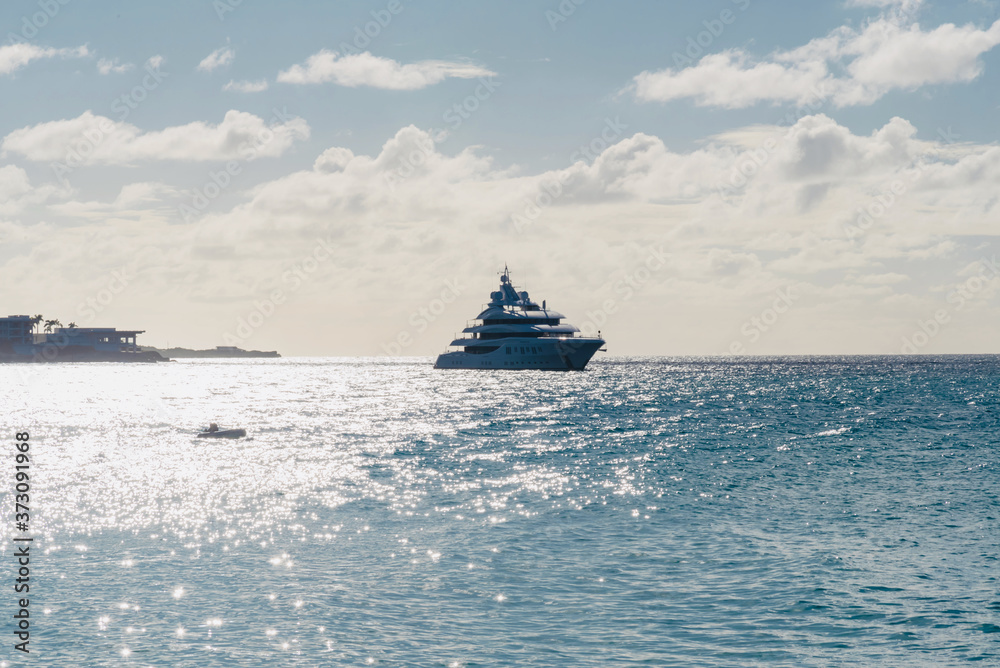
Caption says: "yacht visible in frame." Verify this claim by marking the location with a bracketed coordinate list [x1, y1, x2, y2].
[434, 267, 605, 370]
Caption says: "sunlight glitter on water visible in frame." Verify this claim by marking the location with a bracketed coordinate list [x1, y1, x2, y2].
[0, 357, 998, 666]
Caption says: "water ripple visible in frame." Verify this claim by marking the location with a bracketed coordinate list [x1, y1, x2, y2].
[1, 356, 998, 666]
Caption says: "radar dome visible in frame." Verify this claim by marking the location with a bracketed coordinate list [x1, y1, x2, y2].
[490, 291, 503, 302]
[519, 291, 529, 301]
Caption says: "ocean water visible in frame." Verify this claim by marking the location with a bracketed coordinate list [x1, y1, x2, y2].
[1, 356, 998, 667]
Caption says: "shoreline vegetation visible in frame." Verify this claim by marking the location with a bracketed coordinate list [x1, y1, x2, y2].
[0, 343, 279, 363]
[1, 315, 279, 363]
[0, 346, 167, 363]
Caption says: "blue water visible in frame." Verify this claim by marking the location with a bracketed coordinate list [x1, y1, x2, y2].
[2, 356, 998, 666]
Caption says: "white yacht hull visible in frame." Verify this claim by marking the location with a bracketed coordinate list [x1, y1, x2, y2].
[434, 337, 604, 370]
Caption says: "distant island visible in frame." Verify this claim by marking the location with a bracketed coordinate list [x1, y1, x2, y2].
[0, 315, 165, 363]
[1, 315, 281, 363]
[141, 345, 281, 359]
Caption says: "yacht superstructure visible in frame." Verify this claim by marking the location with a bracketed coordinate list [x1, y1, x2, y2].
[434, 267, 605, 370]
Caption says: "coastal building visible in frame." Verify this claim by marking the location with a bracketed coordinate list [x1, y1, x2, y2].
[0, 315, 34, 347]
[0, 316, 153, 361]
[50, 327, 145, 352]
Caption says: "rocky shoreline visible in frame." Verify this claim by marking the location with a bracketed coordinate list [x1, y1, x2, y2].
[0, 347, 168, 363]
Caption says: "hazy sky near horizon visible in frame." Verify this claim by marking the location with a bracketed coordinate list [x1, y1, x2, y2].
[1, 0, 999, 355]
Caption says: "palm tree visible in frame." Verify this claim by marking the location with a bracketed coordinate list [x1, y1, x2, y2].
[67, 322, 78, 329]
[43, 319, 62, 333]
[30, 315, 43, 335]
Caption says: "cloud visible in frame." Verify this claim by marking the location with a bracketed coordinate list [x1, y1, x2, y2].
[856, 272, 910, 284]
[181, 115, 999, 282]
[631, 16, 1000, 108]
[97, 57, 133, 75]
[2, 109, 309, 165]
[6, 115, 1000, 355]
[217, 114, 1000, 244]
[0, 43, 90, 76]
[841, 20, 1000, 96]
[277, 50, 496, 89]
[48, 181, 180, 222]
[0, 165, 64, 216]
[223, 79, 269, 93]
[634, 51, 829, 108]
[0, 165, 31, 201]
[197, 46, 235, 72]
[173, 118, 1000, 352]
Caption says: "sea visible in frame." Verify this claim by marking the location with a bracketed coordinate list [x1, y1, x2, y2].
[1, 356, 998, 667]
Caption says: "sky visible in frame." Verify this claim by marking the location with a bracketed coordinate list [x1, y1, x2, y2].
[1, 0, 999, 356]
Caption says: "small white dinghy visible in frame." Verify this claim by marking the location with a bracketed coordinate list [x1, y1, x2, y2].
[197, 425, 247, 439]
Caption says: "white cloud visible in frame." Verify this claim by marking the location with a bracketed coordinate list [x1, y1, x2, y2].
[223, 79, 269, 93]
[97, 57, 133, 75]
[48, 182, 179, 221]
[277, 50, 496, 89]
[0, 43, 89, 76]
[188, 115, 1000, 251]
[0, 165, 32, 201]
[856, 272, 910, 284]
[172, 118, 1000, 352]
[632, 16, 1000, 108]
[0, 165, 38, 216]
[0, 165, 63, 216]
[197, 46, 235, 72]
[2, 109, 309, 165]
[843, 20, 1000, 94]
[6, 115, 1000, 355]
[183, 115, 1000, 284]
[634, 51, 829, 108]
